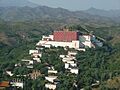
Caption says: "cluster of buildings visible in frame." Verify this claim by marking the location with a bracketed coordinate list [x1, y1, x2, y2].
[1, 28, 102, 90]
[36, 29, 103, 50]
[60, 51, 78, 74]
[45, 67, 58, 90]
[44, 51, 79, 90]
[20, 49, 42, 69]
[1, 49, 43, 89]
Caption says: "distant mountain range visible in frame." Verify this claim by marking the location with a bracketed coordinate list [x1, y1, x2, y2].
[0, 0, 120, 23]
[85, 7, 120, 18]
[0, 6, 111, 22]
[0, 0, 38, 7]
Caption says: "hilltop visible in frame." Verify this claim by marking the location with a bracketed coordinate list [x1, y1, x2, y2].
[0, 6, 119, 25]
[0, 0, 38, 7]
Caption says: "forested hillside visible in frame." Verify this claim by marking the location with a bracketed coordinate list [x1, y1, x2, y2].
[0, 6, 119, 24]
[0, 6, 120, 89]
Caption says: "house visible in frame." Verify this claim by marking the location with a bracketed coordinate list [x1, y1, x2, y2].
[68, 51, 77, 56]
[65, 62, 77, 69]
[66, 60, 75, 64]
[65, 63, 69, 69]
[27, 65, 33, 69]
[48, 70, 58, 74]
[36, 30, 95, 50]
[62, 57, 74, 62]
[21, 59, 34, 69]
[91, 80, 100, 88]
[42, 35, 54, 41]
[70, 63, 77, 67]
[15, 63, 21, 67]
[59, 55, 66, 58]
[33, 57, 41, 63]
[6, 71, 14, 76]
[45, 76, 57, 83]
[29, 50, 39, 55]
[42, 44, 51, 48]
[37, 40, 80, 49]
[45, 83, 56, 90]
[32, 53, 42, 58]
[70, 68, 79, 74]
[0, 81, 9, 90]
[21, 59, 34, 65]
[77, 48, 86, 51]
[46, 66, 55, 70]
[10, 80, 23, 89]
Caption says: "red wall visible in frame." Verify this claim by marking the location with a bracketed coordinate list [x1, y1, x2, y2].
[53, 31, 79, 42]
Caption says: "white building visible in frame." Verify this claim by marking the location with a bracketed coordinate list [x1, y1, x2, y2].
[42, 35, 54, 41]
[68, 51, 77, 56]
[32, 53, 42, 58]
[33, 57, 41, 63]
[11, 82, 24, 88]
[36, 31, 102, 50]
[48, 70, 58, 74]
[82, 35, 91, 41]
[82, 41, 92, 48]
[27, 65, 33, 69]
[65, 62, 77, 69]
[21, 59, 34, 65]
[70, 68, 79, 74]
[59, 55, 66, 58]
[45, 83, 56, 90]
[29, 50, 39, 54]
[45, 76, 57, 83]
[36, 40, 80, 49]
[77, 48, 86, 51]
[65, 63, 69, 69]
[66, 60, 75, 64]
[6, 71, 14, 76]
[70, 63, 77, 67]
[62, 57, 74, 62]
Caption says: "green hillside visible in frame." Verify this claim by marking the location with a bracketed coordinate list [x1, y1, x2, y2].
[0, 18, 120, 89]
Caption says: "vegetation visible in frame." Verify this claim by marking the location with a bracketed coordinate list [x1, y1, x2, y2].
[0, 18, 120, 90]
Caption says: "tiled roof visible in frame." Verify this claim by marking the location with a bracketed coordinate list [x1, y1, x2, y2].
[0, 81, 9, 87]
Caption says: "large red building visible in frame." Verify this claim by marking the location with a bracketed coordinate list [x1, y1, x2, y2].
[53, 31, 79, 42]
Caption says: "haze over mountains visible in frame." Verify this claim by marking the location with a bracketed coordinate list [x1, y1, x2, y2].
[85, 7, 120, 18]
[0, 0, 38, 7]
[0, 0, 120, 23]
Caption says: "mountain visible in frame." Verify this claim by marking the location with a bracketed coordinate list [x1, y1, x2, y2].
[85, 7, 120, 18]
[0, 0, 119, 23]
[0, 6, 116, 25]
[0, 0, 38, 7]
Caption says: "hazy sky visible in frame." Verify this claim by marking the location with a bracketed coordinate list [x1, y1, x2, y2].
[28, 0, 120, 11]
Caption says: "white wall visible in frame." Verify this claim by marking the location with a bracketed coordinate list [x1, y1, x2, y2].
[29, 50, 38, 54]
[6, 71, 13, 76]
[48, 70, 58, 74]
[45, 76, 57, 83]
[62, 57, 74, 62]
[68, 51, 77, 56]
[42, 35, 54, 40]
[70, 68, 79, 74]
[33, 58, 41, 63]
[82, 35, 91, 41]
[32, 53, 42, 58]
[45, 84, 56, 90]
[11, 82, 23, 88]
[59, 55, 66, 58]
[82, 41, 92, 48]
[65, 63, 69, 69]
[37, 40, 80, 49]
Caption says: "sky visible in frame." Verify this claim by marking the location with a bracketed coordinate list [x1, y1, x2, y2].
[28, 0, 120, 11]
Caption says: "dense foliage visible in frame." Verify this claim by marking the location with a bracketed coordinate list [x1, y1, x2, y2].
[0, 19, 120, 89]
